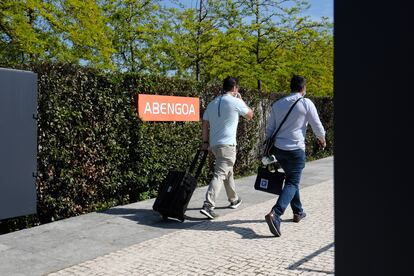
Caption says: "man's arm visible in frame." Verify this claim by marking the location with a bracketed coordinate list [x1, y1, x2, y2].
[243, 107, 254, 120]
[306, 100, 326, 149]
[201, 120, 209, 150]
[235, 93, 253, 120]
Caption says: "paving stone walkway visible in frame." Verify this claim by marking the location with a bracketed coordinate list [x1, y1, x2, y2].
[48, 180, 334, 276]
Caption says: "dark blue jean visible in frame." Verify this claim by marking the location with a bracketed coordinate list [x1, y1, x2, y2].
[270, 147, 306, 218]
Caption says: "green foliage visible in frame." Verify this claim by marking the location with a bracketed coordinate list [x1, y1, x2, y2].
[163, 0, 333, 95]
[31, 62, 205, 223]
[1, 0, 333, 96]
[0, 0, 114, 68]
[102, 0, 171, 73]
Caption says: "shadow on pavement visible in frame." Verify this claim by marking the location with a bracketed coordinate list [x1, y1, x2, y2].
[100, 208, 197, 229]
[186, 206, 229, 210]
[281, 218, 295, 223]
[100, 207, 274, 239]
[287, 242, 335, 274]
[190, 219, 275, 240]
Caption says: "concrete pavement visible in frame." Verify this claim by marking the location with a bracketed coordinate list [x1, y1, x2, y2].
[0, 156, 334, 276]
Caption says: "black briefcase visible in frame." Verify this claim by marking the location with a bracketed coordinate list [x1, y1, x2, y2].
[153, 149, 208, 222]
[254, 163, 285, 195]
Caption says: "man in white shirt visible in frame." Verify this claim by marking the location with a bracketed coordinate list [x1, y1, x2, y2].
[200, 77, 253, 219]
[264, 75, 326, 237]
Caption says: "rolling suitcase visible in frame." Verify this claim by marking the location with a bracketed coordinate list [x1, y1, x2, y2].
[153, 149, 208, 222]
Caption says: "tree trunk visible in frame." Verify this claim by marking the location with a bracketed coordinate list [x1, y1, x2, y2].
[195, 0, 204, 82]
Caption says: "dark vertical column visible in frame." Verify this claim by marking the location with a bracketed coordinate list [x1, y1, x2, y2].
[335, 1, 412, 275]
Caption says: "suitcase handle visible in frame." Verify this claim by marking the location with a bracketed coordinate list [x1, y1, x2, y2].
[189, 149, 208, 179]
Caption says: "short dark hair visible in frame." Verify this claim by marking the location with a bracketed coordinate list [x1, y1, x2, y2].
[223, 76, 238, 92]
[290, 75, 306, 92]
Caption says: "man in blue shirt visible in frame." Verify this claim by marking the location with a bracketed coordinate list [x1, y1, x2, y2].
[264, 75, 326, 237]
[200, 77, 253, 219]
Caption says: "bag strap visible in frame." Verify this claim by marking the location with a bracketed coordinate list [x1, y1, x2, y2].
[189, 149, 208, 179]
[218, 95, 223, 117]
[267, 96, 303, 150]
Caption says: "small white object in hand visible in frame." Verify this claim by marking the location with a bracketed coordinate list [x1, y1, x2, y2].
[262, 155, 277, 165]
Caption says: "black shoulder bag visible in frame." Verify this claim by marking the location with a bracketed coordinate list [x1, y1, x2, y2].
[254, 97, 303, 195]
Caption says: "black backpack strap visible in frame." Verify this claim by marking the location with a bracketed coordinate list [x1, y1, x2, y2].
[218, 95, 223, 117]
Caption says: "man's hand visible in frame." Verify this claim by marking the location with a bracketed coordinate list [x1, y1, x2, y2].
[243, 107, 254, 120]
[317, 138, 326, 150]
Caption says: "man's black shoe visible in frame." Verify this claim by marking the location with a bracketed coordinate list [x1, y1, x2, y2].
[200, 205, 218, 219]
[265, 210, 281, 237]
[293, 212, 307, 223]
[228, 198, 242, 209]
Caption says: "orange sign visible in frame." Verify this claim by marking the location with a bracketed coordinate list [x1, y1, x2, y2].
[138, 94, 200, 121]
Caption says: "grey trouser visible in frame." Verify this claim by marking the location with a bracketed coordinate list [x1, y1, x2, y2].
[204, 144, 239, 208]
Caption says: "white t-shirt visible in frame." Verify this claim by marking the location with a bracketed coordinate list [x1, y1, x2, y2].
[203, 94, 249, 147]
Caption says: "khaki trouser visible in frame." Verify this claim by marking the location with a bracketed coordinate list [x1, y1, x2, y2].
[204, 145, 239, 208]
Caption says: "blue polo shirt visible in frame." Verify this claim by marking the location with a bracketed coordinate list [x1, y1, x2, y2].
[202, 94, 249, 147]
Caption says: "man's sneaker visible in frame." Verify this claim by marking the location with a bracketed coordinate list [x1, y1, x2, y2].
[293, 212, 307, 223]
[200, 205, 218, 219]
[265, 210, 281, 237]
[229, 198, 242, 209]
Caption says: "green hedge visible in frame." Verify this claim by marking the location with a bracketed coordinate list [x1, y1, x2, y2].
[0, 62, 333, 234]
